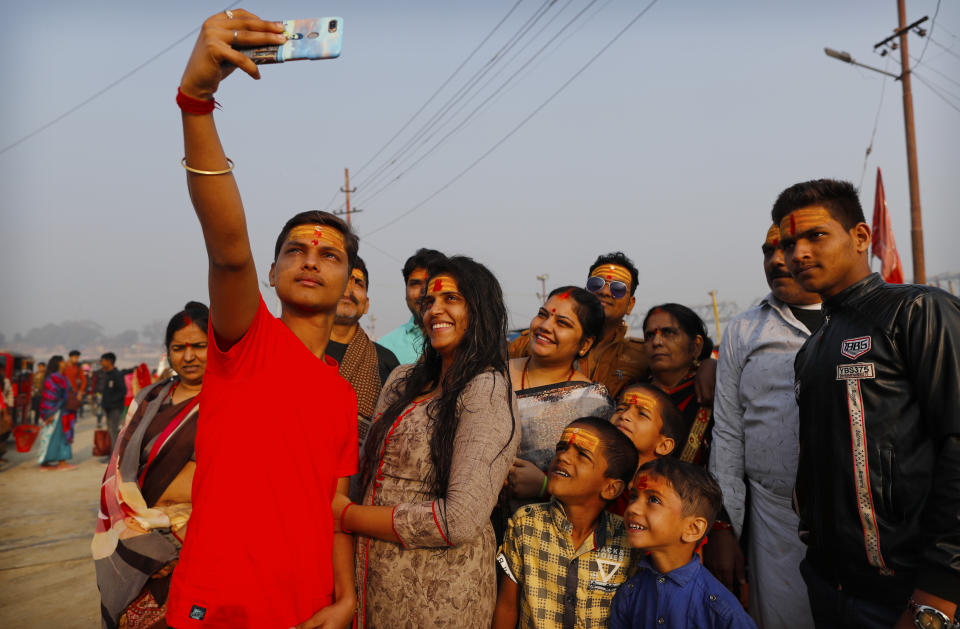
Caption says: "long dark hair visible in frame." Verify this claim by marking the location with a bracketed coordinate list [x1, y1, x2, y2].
[642, 303, 714, 361]
[46, 355, 64, 381]
[361, 256, 514, 503]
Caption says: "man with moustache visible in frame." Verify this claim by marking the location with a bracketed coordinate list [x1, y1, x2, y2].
[709, 223, 821, 628]
[775, 179, 960, 629]
[325, 256, 399, 448]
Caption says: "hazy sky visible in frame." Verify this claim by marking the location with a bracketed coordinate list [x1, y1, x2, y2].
[2, 0, 958, 344]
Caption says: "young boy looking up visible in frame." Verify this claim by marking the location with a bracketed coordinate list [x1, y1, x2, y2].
[166, 10, 358, 629]
[492, 417, 639, 629]
[612, 383, 683, 466]
[611, 459, 756, 629]
[608, 383, 683, 515]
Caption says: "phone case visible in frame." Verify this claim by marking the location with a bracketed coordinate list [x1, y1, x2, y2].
[241, 17, 342, 64]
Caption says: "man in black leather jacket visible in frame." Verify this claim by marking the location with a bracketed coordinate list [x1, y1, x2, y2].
[772, 179, 960, 629]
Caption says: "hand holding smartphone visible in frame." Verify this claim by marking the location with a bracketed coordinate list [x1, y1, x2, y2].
[239, 17, 342, 64]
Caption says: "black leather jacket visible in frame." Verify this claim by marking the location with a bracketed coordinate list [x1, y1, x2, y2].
[794, 274, 960, 604]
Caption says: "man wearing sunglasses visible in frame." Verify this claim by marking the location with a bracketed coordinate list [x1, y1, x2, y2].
[510, 252, 645, 398]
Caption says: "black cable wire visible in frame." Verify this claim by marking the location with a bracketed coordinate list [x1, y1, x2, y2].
[356, 0, 603, 208]
[928, 36, 960, 61]
[360, 0, 661, 239]
[353, 0, 558, 192]
[858, 58, 890, 191]
[913, 72, 960, 113]
[352, 0, 527, 178]
[914, 0, 941, 67]
[0, 1, 243, 157]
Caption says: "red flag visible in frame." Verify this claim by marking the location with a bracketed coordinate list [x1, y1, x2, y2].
[871, 168, 904, 284]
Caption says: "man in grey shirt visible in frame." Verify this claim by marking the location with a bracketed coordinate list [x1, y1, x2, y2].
[710, 223, 822, 628]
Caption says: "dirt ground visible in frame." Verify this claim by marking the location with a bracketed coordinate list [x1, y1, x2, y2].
[0, 412, 104, 628]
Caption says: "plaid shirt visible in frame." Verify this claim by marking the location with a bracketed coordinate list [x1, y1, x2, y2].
[498, 500, 637, 629]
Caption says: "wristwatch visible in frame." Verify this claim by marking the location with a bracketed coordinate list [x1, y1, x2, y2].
[909, 599, 960, 629]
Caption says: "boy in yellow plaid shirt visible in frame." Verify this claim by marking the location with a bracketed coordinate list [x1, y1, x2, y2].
[492, 416, 639, 629]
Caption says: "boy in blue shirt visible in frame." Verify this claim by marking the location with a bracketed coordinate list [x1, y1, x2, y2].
[611, 458, 757, 629]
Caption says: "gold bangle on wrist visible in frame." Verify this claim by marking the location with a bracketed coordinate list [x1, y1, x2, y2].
[180, 157, 235, 175]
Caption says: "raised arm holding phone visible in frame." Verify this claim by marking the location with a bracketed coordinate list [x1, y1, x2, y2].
[166, 9, 357, 629]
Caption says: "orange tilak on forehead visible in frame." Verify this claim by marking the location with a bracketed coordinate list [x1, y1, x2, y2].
[287, 225, 347, 253]
[427, 275, 459, 296]
[765, 224, 781, 247]
[590, 264, 632, 285]
[350, 268, 365, 282]
[408, 269, 428, 282]
[634, 472, 668, 493]
[624, 392, 658, 409]
[780, 208, 833, 238]
[561, 426, 600, 452]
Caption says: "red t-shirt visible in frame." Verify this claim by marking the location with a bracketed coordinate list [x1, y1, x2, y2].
[167, 297, 357, 629]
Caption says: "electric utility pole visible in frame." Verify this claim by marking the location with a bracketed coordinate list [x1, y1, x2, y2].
[536, 274, 550, 304]
[824, 0, 927, 283]
[334, 168, 362, 226]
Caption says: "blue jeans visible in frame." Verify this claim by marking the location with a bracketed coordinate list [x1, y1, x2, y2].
[800, 559, 902, 628]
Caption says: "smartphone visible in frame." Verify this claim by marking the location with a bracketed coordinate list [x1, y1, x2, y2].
[240, 17, 342, 64]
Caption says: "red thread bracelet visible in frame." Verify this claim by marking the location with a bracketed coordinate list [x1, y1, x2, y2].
[340, 502, 355, 534]
[176, 87, 218, 115]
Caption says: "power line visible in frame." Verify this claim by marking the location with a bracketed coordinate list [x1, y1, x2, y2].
[354, 0, 559, 193]
[915, 69, 960, 103]
[913, 71, 960, 113]
[913, 0, 940, 67]
[0, 1, 243, 157]
[858, 58, 890, 191]
[352, 0, 527, 178]
[360, 0, 661, 239]
[928, 35, 960, 61]
[356, 0, 605, 208]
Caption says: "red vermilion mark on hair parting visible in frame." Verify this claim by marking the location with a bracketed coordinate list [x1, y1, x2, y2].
[558, 291, 571, 300]
[183, 315, 192, 326]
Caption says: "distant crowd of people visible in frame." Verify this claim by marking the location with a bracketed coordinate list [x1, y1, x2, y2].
[87, 9, 960, 629]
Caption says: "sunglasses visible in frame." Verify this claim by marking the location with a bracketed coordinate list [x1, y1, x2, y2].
[586, 276, 628, 299]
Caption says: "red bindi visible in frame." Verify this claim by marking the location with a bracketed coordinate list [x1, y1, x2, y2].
[771, 238, 780, 246]
[635, 474, 648, 490]
[789, 214, 796, 236]
[433, 279, 442, 292]
[312, 227, 322, 246]
[551, 308, 556, 313]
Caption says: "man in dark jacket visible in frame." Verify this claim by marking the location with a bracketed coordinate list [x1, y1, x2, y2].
[99, 352, 126, 448]
[773, 179, 960, 629]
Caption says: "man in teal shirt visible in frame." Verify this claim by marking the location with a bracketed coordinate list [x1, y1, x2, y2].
[378, 248, 446, 365]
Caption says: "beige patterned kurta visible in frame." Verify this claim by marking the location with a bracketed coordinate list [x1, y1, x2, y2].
[355, 367, 520, 628]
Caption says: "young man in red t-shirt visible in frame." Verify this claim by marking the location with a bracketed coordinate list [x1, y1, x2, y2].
[166, 10, 357, 629]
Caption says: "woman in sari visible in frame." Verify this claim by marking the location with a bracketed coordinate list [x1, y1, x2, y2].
[641, 303, 715, 465]
[336, 256, 519, 628]
[503, 285, 612, 509]
[37, 355, 76, 470]
[92, 302, 208, 629]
